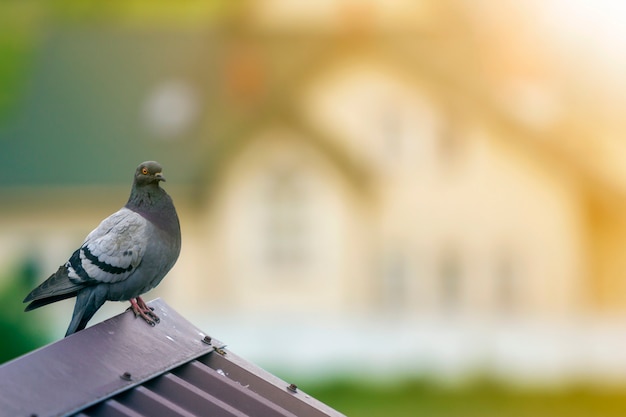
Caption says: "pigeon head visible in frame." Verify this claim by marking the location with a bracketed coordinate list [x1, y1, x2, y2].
[134, 161, 166, 187]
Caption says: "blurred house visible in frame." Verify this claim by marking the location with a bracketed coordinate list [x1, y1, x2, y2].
[2, 1, 626, 382]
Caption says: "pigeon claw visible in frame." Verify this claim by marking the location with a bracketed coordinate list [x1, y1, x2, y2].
[129, 297, 160, 327]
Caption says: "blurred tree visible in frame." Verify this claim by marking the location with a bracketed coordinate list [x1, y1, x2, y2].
[0, 258, 52, 364]
[0, 0, 43, 123]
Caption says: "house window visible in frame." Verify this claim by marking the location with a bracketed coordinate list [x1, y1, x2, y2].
[438, 112, 465, 170]
[380, 249, 409, 310]
[142, 79, 199, 139]
[438, 246, 462, 311]
[262, 168, 309, 270]
[379, 100, 405, 159]
[495, 247, 518, 313]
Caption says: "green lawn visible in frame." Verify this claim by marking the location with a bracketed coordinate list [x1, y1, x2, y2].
[304, 379, 626, 417]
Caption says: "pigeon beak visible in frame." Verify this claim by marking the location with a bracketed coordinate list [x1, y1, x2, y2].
[155, 172, 166, 182]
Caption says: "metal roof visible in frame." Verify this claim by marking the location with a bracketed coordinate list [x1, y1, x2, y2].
[0, 299, 345, 417]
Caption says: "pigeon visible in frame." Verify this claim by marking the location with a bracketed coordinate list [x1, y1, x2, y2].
[24, 161, 181, 337]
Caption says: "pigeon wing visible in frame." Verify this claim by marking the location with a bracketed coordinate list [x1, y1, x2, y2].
[67, 207, 148, 284]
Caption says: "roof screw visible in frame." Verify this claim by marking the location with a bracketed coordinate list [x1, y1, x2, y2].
[120, 371, 133, 381]
[202, 335, 212, 345]
[287, 383, 298, 393]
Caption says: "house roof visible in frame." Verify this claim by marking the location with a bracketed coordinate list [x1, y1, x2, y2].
[0, 26, 369, 198]
[0, 28, 218, 188]
[4, 22, 614, 203]
[0, 299, 344, 417]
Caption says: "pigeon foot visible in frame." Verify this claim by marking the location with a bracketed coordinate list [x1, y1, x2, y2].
[128, 296, 160, 326]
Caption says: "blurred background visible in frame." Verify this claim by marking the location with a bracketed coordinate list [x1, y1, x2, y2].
[3, 0, 626, 415]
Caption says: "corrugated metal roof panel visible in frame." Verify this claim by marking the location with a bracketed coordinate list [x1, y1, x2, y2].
[0, 299, 344, 417]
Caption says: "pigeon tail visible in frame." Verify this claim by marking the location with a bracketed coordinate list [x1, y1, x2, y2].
[65, 287, 107, 337]
[23, 265, 84, 312]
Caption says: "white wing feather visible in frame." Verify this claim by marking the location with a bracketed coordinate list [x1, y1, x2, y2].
[67, 208, 148, 284]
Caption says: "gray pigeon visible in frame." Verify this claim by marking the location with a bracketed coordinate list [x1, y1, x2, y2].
[24, 161, 181, 337]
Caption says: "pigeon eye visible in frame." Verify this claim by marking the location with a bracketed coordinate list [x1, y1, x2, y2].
[141, 167, 149, 175]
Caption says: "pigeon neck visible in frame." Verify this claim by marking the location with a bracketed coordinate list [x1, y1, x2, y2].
[126, 183, 162, 211]
[125, 183, 179, 234]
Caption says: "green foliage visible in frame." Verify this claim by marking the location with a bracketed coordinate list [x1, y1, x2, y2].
[41, 0, 238, 27]
[0, 1, 40, 123]
[304, 378, 626, 417]
[0, 260, 52, 364]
